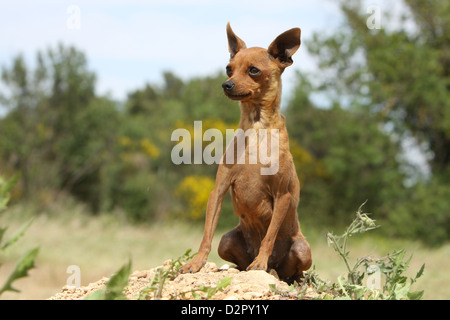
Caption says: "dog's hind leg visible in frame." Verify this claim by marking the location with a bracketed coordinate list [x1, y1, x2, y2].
[218, 226, 253, 271]
[276, 236, 312, 282]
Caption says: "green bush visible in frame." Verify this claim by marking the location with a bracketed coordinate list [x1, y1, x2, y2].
[0, 174, 39, 296]
[388, 178, 450, 246]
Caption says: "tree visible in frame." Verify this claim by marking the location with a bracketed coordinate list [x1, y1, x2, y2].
[0, 44, 119, 211]
[303, 0, 450, 244]
[121, 71, 238, 222]
[307, 0, 450, 175]
[285, 72, 405, 226]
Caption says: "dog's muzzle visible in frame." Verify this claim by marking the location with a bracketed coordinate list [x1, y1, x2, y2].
[222, 80, 252, 100]
[222, 80, 235, 92]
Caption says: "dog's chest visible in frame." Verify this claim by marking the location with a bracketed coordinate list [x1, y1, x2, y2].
[230, 173, 274, 218]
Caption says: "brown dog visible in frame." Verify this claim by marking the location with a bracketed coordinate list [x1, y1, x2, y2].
[180, 23, 312, 281]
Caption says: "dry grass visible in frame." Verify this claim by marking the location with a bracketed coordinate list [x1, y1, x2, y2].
[0, 204, 448, 300]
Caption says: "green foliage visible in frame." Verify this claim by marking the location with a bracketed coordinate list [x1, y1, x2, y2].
[189, 277, 232, 300]
[321, 249, 425, 300]
[0, 173, 20, 212]
[326, 202, 379, 285]
[268, 205, 425, 300]
[137, 249, 194, 300]
[0, 247, 39, 295]
[285, 73, 405, 226]
[0, 44, 105, 206]
[85, 260, 132, 300]
[268, 204, 425, 300]
[388, 175, 450, 246]
[0, 46, 236, 223]
[322, 203, 424, 300]
[295, 0, 450, 244]
[137, 249, 232, 300]
[0, 174, 39, 296]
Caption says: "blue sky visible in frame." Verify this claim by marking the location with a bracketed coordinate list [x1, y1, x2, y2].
[0, 0, 344, 101]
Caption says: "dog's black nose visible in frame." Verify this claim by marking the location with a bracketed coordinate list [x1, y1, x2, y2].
[222, 80, 235, 91]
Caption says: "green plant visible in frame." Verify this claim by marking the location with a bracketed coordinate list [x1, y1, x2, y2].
[269, 267, 340, 300]
[137, 249, 194, 300]
[325, 202, 425, 300]
[85, 260, 132, 300]
[137, 249, 232, 300]
[188, 276, 232, 300]
[274, 203, 426, 300]
[326, 201, 379, 286]
[0, 173, 39, 296]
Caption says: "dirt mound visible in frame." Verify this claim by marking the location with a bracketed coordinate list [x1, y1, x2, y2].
[49, 262, 318, 300]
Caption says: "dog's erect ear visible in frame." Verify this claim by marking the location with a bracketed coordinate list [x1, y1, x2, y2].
[268, 28, 301, 68]
[226, 22, 247, 59]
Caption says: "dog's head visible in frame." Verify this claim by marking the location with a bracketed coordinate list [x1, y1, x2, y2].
[222, 22, 301, 102]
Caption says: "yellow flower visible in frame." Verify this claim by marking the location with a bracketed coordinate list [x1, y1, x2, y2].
[176, 175, 215, 220]
[118, 136, 132, 147]
[140, 138, 160, 159]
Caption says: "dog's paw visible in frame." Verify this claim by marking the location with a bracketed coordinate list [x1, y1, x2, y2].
[246, 259, 268, 272]
[179, 257, 205, 274]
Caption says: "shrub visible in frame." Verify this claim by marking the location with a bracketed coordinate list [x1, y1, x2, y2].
[388, 178, 450, 246]
[175, 175, 215, 220]
[0, 174, 39, 296]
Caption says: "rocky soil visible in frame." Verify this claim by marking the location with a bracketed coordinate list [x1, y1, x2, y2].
[49, 261, 319, 300]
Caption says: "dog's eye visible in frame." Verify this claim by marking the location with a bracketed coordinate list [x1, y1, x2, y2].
[226, 66, 232, 77]
[248, 66, 261, 76]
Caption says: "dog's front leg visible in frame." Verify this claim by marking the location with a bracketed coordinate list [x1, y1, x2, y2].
[180, 173, 230, 273]
[247, 192, 293, 271]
